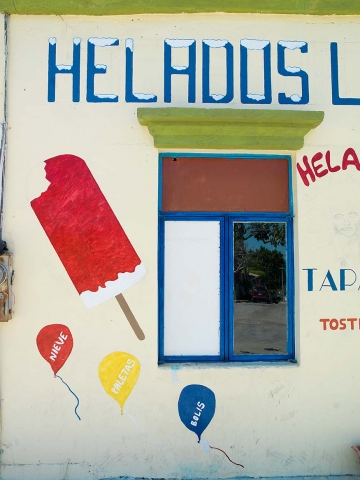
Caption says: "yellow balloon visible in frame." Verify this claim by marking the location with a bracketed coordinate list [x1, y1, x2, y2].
[98, 352, 140, 414]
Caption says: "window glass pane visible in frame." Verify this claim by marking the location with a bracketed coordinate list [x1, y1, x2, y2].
[233, 222, 287, 355]
[164, 220, 221, 356]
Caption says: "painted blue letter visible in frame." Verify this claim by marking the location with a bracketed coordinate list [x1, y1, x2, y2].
[202, 39, 234, 103]
[240, 39, 271, 104]
[48, 37, 81, 102]
[331, 42, 360, 105]
[164, 39, 196, 103]
[86, 37, 119, 103]
[125, 39, 157, 103]
[340, 269, 357, 290]
[278, 40, 309, 105]
[320, 270, 337, 291]
[303, 268, 317, 291]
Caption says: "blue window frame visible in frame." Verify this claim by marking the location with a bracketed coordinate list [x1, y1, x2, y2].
[158, 153, 295, 364]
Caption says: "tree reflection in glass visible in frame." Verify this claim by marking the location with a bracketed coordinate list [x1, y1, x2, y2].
[233, 222, 287, 355]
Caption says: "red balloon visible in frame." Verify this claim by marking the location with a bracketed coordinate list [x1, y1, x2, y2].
[36, 324, 73, 375]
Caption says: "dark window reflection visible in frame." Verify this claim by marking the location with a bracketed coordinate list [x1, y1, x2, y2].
[233, 222, 287, 355]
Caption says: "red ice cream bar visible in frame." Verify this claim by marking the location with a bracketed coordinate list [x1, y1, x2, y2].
[30, 154, 146, 309]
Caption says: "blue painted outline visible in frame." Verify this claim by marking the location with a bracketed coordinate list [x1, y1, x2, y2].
[228, 217, 294, 362]
[223, 217, 230, 359]
[158, 152, 295, 363]
[159, 152, 292, 215]
[158, 217, 165, 363]
[288, 152, 294, 216]
[159, 211, 291, 218]
[160, 152, 290, 160]
[219, 218, 226, 359]
[158, 155, 163, 213]
[286, 217, 296, 359]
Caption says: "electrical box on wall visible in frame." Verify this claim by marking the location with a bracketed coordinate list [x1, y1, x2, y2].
[0, 254, 13, 322]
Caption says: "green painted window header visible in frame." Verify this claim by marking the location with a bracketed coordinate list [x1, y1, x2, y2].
[137, 108, 324, 151]
[1, 0, 360, 16]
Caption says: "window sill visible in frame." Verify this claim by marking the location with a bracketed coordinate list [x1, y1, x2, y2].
[158, 360, 299, 370]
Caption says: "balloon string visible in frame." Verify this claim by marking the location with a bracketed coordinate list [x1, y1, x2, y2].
[55, 374, 81, 421]
[209, 445, 244, 468]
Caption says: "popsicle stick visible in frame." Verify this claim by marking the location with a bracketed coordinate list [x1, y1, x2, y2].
[115, 294, 145, 340]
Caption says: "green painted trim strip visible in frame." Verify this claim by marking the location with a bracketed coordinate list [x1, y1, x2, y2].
[1, 0, 360, 15]
[137, 108, 324, 151]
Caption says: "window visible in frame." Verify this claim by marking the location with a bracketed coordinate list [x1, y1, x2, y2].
[158, 153, 294, 363]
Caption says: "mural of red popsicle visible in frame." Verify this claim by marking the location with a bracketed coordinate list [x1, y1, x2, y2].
[30, 154, 147, 339]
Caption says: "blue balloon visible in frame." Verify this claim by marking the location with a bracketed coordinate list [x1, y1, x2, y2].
[178, 384, 216, 442]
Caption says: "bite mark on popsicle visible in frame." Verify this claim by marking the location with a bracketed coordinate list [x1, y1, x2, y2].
[30, 154, 146, 339]
[26, 162, 51, 202]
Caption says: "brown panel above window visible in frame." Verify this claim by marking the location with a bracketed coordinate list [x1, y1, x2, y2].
[161, 156, 290, 212]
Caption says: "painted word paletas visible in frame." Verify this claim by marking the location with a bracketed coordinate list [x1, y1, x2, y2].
[111, 358, 136, 394]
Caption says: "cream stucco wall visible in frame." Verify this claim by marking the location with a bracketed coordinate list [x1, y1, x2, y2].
[1, 13, 360, 480]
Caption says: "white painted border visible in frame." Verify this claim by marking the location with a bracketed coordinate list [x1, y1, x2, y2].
[80, 262, 146, 308]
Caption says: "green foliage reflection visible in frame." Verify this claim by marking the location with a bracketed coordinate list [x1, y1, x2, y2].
[234, 223, 286, 301]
